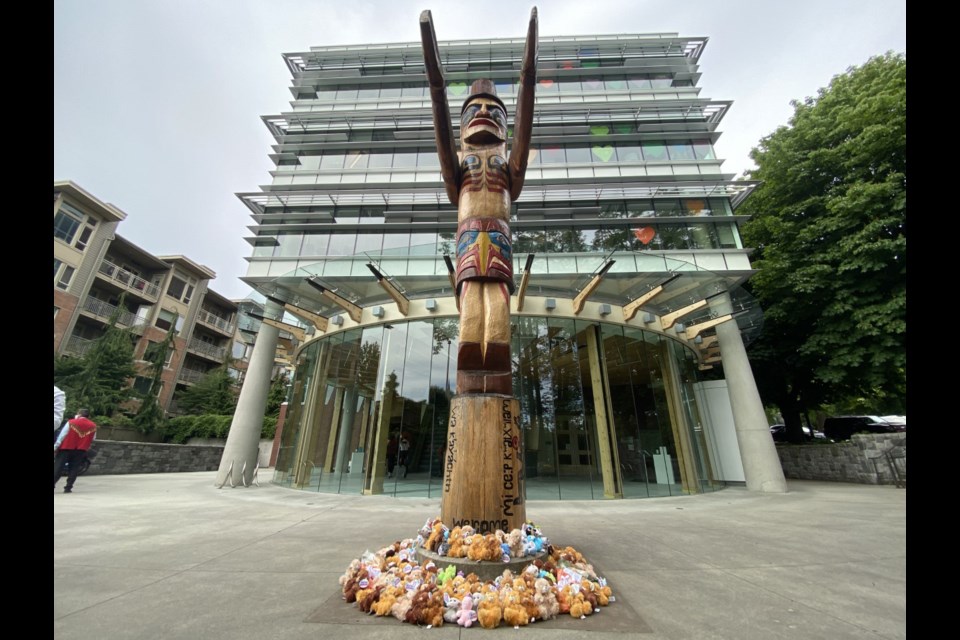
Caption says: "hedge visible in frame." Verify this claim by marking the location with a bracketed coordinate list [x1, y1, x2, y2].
[164, 414, 277, 444]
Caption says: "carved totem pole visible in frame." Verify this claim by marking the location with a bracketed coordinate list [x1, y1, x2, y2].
[420, 8, 538, 534]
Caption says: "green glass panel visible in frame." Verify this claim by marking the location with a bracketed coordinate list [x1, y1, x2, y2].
[591, 145, 615, 162]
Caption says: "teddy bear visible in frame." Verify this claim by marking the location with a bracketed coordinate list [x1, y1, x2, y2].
[424, 520, 446, 552]
[390, 588, 415, 621]
[477, 592, 503, 629]
[341, 568, 370, 603]
[501, 590, 529, 627]
[456, 592, 478, 627]
[358, 585, 384, 613]
[373, 585, 405, 617]
[486, 534, 505, 561]
[533, 577, 559, 620]
[420, 589, 446, 627]
[404, 587, 432, 624]
[506, 528, 525, 557]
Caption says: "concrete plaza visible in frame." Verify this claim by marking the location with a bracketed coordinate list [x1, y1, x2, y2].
[54, 471, 906, 639]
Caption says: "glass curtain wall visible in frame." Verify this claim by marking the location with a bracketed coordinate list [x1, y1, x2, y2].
[273, 316, 725, 499]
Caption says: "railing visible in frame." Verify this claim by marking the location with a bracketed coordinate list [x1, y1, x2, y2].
[197, 308, 236, 335]
[187, 337, 228, 361]
[97, 259, 160, 299]
[80, 296, 149, 333]
[177, 367, 208, 384]
[63, 335, 95, 357]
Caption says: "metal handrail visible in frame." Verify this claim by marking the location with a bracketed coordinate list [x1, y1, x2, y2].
[197, 308, 236, 334]
[97, 259, 161, 299]
[80, 296, 149, 332]
[187, 337, 228, 361]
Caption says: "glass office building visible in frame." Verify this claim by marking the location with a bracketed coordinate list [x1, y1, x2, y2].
[238, 32, 763, 499]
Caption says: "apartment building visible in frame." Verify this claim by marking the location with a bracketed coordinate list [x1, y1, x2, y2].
[54, 181, 256, 415]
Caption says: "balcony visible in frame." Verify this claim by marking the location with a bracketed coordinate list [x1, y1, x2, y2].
[97, 260, 161, 301]
[80, 296, 149, 334]
[63, 335, 95, 357]
[187, 337, 228, 362]
[196, 308, 236, 336]
[177, 367, 208, 385]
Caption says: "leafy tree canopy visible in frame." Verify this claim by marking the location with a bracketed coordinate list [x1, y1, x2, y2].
[738, 52, 906, 433]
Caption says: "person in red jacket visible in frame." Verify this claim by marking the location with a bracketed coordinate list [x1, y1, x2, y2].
[54, 409, 97, 493]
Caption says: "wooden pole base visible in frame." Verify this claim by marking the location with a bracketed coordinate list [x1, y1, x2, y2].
[440, 394, 525, 533]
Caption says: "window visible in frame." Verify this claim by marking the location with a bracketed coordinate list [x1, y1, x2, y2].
[54, 202, 96, 251]
[156, 309, 178, 332]
[54, 259, 75, 290]
[165, 273, 197, 303]
[133, 376, 153, 395]
[53, 208, 82, 244]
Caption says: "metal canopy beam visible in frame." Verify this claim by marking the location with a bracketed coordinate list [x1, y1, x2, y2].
[305, 277, 363, 323]
[516, 254, 535, 311]
[573, 259, 615, 315]
[367, 263, 409, 316]
[266, 295, 329, 332]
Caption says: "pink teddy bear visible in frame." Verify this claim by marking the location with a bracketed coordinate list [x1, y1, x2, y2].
[457, 593, 478, 628]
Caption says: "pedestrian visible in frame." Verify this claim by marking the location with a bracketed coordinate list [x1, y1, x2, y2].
[398, 433, 410, 478]
[386, 434, 398, 478]
[53, 385, 66, 443]
[54, 409, 97, 493]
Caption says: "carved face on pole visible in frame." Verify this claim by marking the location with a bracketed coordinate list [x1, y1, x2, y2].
[460, 95, 507, 147]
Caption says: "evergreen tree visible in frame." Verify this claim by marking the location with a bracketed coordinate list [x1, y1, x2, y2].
[134, 327, 177, 432]
[265, 372, 290, 417]
[174, 363, 238, 415]
[55, 296, 138, 417]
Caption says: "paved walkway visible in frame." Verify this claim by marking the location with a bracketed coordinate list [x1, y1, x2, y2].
[54, 471, 906, 639]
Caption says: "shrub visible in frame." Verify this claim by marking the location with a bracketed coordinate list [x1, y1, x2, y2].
[164, 414, 278, 443]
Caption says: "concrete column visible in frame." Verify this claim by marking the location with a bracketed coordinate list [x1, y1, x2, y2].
[215, 300, 282, 487]
[713, 294, 787, 493]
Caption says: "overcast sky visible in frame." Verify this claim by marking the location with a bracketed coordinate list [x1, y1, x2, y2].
[54, 0, 906, 300]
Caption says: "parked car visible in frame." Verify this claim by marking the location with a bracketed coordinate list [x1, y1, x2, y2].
[822, 415, 904, 441]
[770, 424, 826, 442]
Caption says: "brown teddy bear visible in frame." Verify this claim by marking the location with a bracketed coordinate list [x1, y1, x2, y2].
[424, 520, 446, 552]
[477, 592, 503, 629]
[533, 577, 559, 620]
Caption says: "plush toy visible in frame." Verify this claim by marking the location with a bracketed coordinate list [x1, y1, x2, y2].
[442, 593, 461, 624]
[436, 564, 456, 586]
[421, 590, 446, 627]
[484, 534, 504, 561]
[506, 528, 525, 557]
[533, 577, 559, 620]
[456, 593, 478, 627]
[373, 585, 404, 617]
[358, 585, 384, 613]
[342, 569, 369, 603]
[424, 520, 446, 552]
[502, 591, 529, 627]
[390, 589, 414, 621]
[477, 592, 503, 629]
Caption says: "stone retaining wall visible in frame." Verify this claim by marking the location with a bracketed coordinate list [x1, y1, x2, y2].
[85, 441, 225, 475]
[776, 433, 906, 485]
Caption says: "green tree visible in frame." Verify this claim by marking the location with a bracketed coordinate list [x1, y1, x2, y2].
[265, 372, 290, 417]
[174, 364, 238, 415]
[55, 299, 138, 417]
[738, 52, 906, 442]
[133, 327, 177, 433]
